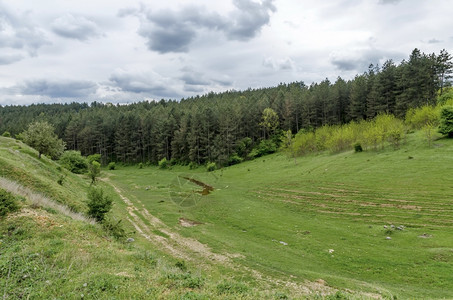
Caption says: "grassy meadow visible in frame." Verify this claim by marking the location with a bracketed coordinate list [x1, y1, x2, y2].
[1, 131, 453, 299]
[106, 131, 453, 299]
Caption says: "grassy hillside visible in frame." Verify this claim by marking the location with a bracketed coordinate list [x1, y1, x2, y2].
[106, 131, 453, 299]
[0, 136, 342, 299]
[2, 132, 453, 299]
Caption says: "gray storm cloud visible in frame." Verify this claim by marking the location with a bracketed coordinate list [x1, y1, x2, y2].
[121, 0, 276, 53]
[18, 79, 98, 98]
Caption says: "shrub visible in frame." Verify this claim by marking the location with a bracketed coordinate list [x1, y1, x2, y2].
[2, 131, 11, 137]
[87, 187, 112, 222]
[57, 175, 66, 185]
[0, 189, 20, 217]
[87, 154, 101, 164]
[158, 158, 169, 169]
[228, 154, 243, 166]
[102, 217, 125, 239]
[138, 162, 143, 169]
[188, 162, 198, 170]
[248, 139, 277, 159]
[89, 161, 101, 184]
[354, 142, 363, 152]
[59, 150, 88, 174]
[206, 162, 217, 172]
[108, 162, 116, 170]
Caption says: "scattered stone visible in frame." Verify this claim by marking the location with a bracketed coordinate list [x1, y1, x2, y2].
[280, 241, 288, 246]
[126, 237, 134, 243]
[386, 237, 392, 240]
[328, 249, 334, 254]
[390, 225, 395, 229]
[145, 187, 150, 190]
[383, 225, 388, 229]
[396, 226, 404, 231]
[83, 283, 87, 287]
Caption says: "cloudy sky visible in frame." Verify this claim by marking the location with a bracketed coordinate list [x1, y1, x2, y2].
[0, 0, 452, 105]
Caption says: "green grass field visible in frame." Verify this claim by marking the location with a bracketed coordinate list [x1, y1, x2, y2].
[2, 132, 453, 299]
[106, 131, 453, 299]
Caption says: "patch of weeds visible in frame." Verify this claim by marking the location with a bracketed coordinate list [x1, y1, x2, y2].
[274, 291, 288, 299]
[175, 260, 187, 272]
[102, 218, 126, 240]
[216, 280, 249, 295]
[0, 188, 20, 218]
[134, 251, 157, 267]
[85, 274, 124, 296]
[165, 272, 205, 289]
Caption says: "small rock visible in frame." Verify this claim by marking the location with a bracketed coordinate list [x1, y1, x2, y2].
[126, 237, 135, 243]
[390, 225, 395, 229]
[83, 283, 87, 287]
[383, 225, 388, 229]
[328, 249, 334, 254]
[396, 226, 404, 231]
[280, 241, 288, 246]
[386, 237, 392, 240]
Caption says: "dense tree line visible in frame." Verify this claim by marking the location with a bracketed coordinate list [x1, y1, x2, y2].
[0, 49, 452, 165]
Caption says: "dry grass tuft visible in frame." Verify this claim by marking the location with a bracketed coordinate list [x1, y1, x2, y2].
[0, 176, 95, 224]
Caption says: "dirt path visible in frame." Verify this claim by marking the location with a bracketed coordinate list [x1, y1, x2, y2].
[106, 179, 238, 265]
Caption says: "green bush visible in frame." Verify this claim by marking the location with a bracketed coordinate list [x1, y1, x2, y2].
[188, 162, 198, 170]
[87, 154, 101, 164]
[59, 150, 88, 174]
[206, 162, 217, 172]
[108, 162, 116, 170]
[89, 161, 101, 184]
[0, 189, 20, 217]
[2, 131, 11, 137]
[354, 142, 363, 152]
[87, 187, 113, 222]
[228, 154, 243, 166]
[138, 162, 144, 169]
[248, 140, 277, 159]
[158, 158, 169, 169]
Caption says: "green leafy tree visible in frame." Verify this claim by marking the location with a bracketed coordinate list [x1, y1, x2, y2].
[439, 106, 453, 138]
[260, 107, 279, 139]
[88, 161, 101, 184]
[22, 121, 65, 159]
[87, 187, 112, 222]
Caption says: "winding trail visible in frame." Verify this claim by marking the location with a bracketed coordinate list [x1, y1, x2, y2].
[106, 178, 239, 265]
